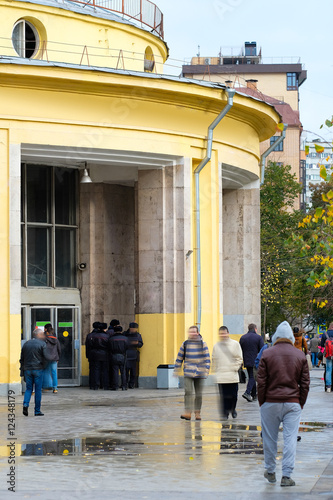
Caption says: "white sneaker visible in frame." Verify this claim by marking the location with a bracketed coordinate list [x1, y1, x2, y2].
[327, 387, 331, 393]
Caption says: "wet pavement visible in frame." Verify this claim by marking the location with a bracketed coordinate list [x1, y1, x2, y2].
[0, 369, 332, 499]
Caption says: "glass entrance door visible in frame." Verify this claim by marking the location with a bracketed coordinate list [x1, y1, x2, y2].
[24, 306, 81, 386]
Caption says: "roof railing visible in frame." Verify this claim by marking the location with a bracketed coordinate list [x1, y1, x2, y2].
[63, 0, 164, 39]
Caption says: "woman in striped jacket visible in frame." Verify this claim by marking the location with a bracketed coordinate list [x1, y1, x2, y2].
[174, 325, 210, 421]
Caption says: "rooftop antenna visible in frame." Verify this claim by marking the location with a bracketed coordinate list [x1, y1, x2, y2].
[197, 45, 200, 58]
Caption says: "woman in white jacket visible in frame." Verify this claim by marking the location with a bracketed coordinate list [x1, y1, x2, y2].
[212, 326, 243, 419]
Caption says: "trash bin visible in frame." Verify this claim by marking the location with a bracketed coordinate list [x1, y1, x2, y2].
[157, 364, 179, 389]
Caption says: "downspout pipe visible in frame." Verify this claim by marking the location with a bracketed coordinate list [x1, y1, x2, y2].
[260, 124, 288, 185]
[194, 88, 235, 331]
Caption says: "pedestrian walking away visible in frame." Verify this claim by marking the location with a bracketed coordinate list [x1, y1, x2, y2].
[293, 327, 308, 354]
[108, 325, 129, 390]
[124, 322, 143, 388]
[239, 323, 264, 402]
[257, 321, 310, 487]
[323, 324, 333, 392]
[20, 328, 47, 417]
[309, 334, 320, 367]
[174, 325, 210, 421]
[43, 327, 61, 393]
[212, 326, 243, 420]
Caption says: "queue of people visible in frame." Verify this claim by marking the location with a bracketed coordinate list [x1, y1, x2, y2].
[85, 320, 143, 391]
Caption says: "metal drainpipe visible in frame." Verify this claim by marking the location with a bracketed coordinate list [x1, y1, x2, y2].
[260, 124, 288, 185]
[194, 88, 235, 331]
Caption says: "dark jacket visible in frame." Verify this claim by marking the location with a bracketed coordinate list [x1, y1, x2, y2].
[309, 336, 320, 353]
[124, 331, 143, 361]
[108, 331, 129, 361]
[321, 329, 333, 348]
[45, 335, 61, 362]
[239, 330, 264, 367]
[20, 338, 47, 374]
[257, 339, 310, 408]
[86, 329, 110, 361]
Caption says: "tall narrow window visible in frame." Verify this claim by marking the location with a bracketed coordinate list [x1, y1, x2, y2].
[287, 72, 297, 90]
[12, 20, 39, 58]
[270, 136, 284, 152]
[21, 165, 78, 288]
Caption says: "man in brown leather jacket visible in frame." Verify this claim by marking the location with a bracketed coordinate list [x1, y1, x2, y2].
[257, 321, 310, 488]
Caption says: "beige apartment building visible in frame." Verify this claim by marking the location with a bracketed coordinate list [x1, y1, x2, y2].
[183, 42, 307, 196]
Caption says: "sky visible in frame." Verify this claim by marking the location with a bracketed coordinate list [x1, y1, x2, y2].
[156, 0, 333, 142]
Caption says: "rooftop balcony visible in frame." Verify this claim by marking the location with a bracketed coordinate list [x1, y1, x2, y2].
[61, 0, 164, 38]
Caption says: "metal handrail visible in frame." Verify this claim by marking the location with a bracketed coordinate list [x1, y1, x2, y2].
[64, 0, 164, 38]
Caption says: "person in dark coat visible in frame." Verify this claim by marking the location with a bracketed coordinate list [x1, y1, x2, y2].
[109, 318, 120, 333]
[239, 323, 264, 402]
[322, 323, 333, 392]
[43, 327, 61, 393]
[86, 322, 110, 390]
[108, 325, 129, 390]
[124, 322, 143, 388]
[20, 329, 47, 416]
[85, 322, 101, 389]
[258, 321, 310, 487]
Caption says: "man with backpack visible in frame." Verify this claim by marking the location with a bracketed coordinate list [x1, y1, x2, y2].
[174, 326, 210, 421]
[323, 324, 333, 392]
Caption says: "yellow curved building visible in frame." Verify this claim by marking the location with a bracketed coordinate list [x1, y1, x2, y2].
[0, 0, 279, 392]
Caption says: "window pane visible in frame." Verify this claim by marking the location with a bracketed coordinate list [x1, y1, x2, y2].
[55, 168, 77, 225]
[27, 227, 50, 286]
[12, 22, 24, 58]
[27, 165, 51, 223]
[25, 22, 37, 58]
[57, 308, 74, 379]
[55, 228, 76, 287]
[21, 225, 25, 286]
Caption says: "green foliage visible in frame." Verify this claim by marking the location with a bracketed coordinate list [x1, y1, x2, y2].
[261, 162, 303, 333]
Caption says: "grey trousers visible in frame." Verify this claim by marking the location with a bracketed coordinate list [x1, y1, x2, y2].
[260, 402, 302, 477]
[184, 377, 205, 412]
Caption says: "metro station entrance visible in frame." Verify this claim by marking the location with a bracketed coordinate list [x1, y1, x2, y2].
[21, 306, 81, 386]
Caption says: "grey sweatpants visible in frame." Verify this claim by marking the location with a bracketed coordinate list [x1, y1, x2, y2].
[260, 402, 302, 477]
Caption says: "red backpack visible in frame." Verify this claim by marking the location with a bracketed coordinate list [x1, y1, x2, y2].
[324, 338, 333, 359]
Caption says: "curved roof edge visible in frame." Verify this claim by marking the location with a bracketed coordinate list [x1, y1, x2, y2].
[13, 0, 168, 53]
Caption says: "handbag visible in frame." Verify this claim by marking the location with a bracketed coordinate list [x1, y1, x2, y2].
[306, 353, 312, 371]
[238, 367, 246, 384]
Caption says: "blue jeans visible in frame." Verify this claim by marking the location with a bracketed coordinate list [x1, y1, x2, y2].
[311, 352, 318, 366]
[23, 369, 44, 414]
[43, 362, 58, 390]
[260, 402, 302, 477]
[326, 358, 332, 387]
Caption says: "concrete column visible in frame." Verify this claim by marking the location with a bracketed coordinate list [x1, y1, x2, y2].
[80, 183, 135, 340]
[136, 160, 191, 316]
[222, 180, 261, 335]
[136, 160, 192, 380]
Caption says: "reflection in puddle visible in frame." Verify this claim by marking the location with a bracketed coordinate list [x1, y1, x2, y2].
[17, 421, 331, 457]
[21, 437, 142, 456]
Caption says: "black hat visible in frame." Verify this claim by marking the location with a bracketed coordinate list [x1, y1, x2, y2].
[100, 323, 108, 330]
[114, 325, 123, 333]
[129, 322, 138, 329]
[110, 319, 120, 328]
[93, 321, 100, 329]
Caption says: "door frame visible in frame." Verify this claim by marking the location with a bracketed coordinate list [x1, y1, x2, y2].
[22, 305, 81, 386]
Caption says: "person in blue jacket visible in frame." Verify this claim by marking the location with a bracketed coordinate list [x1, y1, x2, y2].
[239, 323, 264, 402]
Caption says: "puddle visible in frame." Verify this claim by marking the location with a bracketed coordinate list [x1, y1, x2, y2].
[10, 421, 331, 458]
[20, 437, 143, 456]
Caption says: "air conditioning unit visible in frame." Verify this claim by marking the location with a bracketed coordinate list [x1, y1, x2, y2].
[204, 58, 211, 65]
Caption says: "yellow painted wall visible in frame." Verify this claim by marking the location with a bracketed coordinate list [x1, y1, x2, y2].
[0, 1, 167, 73]
[0, 2, 280, 384]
